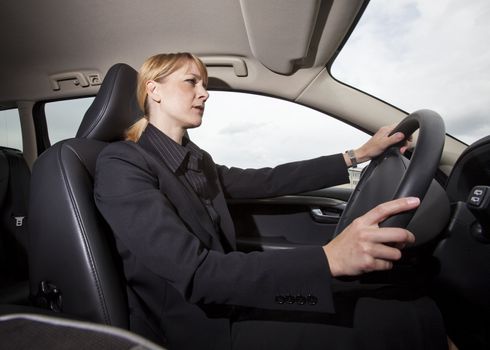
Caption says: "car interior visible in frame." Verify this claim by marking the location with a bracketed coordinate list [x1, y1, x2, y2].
[1, 0, 489, 349]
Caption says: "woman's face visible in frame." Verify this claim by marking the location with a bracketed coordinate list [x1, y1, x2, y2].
[150, 61, 209, 131]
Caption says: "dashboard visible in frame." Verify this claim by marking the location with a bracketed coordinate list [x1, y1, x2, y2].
[434, 135, 490, 349]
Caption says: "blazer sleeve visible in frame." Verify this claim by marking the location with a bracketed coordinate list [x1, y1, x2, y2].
[94, 142, 336, 314]
[215, 153, 350, 199]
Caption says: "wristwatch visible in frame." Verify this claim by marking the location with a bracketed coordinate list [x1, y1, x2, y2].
[346, 149, 358, 168]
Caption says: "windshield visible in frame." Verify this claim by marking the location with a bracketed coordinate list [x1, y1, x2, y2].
[331, 0, 490, 145]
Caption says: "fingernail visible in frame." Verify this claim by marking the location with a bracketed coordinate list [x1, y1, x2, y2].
[406, 197, 420, 205]
[408, 232, 416, 243]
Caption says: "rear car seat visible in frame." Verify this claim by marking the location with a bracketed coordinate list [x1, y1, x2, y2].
[0, 146, 29, 303]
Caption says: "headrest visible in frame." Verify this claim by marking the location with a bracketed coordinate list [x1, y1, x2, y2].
[76, 63, 143, 141]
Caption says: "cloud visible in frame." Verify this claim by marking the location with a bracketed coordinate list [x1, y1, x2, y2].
[191, 91, 370, 168]
[445, 111, 490, 144]
[218, 121, 269, 135]
[332, 0, 490, 144]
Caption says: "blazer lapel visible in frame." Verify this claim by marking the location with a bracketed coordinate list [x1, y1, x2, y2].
[166, 172, 220, 249]
[137, 136, 222, 250]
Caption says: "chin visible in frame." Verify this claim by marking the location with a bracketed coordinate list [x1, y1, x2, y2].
[186, 119, 203, 129]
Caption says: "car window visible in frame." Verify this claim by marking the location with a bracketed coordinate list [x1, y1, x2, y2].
[189, 91, 370, 171]
[44, 97, 94, 144]
[41, 92, 367, 187]
[331, 0, 490, 145]
[0, 108, 23, 151]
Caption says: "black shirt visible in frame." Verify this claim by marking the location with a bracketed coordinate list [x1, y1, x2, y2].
[143, 123, 221, 232]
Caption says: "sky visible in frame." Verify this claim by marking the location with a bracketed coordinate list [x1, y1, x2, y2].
[189, 92, 370, 168]
[331, 0, 490, 144]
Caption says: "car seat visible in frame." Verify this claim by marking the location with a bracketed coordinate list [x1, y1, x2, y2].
[0, 146, 29, 303]
[27, 63, 142, 328]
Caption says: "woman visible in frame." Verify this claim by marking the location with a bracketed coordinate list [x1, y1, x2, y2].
[94, 53, 446, 349]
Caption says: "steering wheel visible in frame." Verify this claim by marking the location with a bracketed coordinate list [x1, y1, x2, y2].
[334, 109, 446, 246]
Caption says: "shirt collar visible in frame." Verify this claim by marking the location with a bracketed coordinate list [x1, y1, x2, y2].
[143, 123, 203, 173]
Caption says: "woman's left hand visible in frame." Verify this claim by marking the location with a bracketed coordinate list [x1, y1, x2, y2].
[352, 124, 412, 164]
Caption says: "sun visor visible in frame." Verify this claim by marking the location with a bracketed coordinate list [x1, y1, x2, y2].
[239, 0, 366, 75]
[240, 0, 321, 74]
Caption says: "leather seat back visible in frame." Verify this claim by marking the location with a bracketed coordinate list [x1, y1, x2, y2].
[0, 147, 29, 295]
[28, 63, 142, 327]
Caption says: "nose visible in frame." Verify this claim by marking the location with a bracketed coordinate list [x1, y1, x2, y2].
[198, 84, 209, 102]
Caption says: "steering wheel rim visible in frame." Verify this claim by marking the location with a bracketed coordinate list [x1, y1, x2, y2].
[334, 109, 445, 238]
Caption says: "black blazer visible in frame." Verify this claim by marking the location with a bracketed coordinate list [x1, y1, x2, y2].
[94, 130, 350, 349]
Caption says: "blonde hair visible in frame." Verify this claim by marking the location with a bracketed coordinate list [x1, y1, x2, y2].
[125, 52, 208, 142]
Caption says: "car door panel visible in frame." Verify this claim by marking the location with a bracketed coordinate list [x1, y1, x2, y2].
[229, 187, 352, 251]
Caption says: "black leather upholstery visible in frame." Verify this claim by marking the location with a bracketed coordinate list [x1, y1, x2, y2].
[77, 64, 141, 141]
[0, 147, 30, 304]
[28, 63, 142, 328]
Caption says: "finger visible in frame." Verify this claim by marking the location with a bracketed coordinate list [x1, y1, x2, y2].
[387, 131, 405, 145]
[358, 197, 420, 226]
[368, 228, 415, 245]
[362, 257, 394, 273]
[367, 243, 403, 261]
[372, 259, 394, 271]
[382, 124, 397, 134]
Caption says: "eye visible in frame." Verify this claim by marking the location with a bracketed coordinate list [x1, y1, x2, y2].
[185, 78, 197, 86]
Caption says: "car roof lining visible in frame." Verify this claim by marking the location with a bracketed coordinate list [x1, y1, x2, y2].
[0, 0, 365, 104]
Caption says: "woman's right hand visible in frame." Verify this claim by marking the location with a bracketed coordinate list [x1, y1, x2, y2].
[323, 197, 419, 277]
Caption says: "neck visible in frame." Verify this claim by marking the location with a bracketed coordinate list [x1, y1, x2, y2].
[149, 120, 185, 145]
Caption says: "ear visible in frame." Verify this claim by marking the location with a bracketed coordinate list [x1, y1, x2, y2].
[146, 80, 161, 103]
